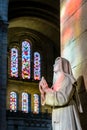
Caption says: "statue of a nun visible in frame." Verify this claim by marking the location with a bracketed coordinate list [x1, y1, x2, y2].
[39, 57, 83, 130]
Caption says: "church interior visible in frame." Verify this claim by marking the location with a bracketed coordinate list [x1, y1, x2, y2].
[0, 0, 87, 130]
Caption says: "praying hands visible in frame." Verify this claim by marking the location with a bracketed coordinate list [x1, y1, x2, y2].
[39, 77, 49, 93]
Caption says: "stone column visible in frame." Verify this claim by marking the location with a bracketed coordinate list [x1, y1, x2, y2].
[0, 0, 8, 129]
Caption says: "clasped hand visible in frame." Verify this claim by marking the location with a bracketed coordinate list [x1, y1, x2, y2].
[39, 77, 48, 94]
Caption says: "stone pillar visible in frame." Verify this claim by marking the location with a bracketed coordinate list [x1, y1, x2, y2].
[0, 0, 8, 129]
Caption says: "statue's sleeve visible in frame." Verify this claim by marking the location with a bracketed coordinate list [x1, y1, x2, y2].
[45, 75, 75, 106]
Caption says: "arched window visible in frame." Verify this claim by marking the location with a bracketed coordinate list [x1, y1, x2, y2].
[22, 92, 29, 113]
[9, 41, 42, 81]
[22, 41, 31, 79]
[33, 94, 40, 114]
[34, 52, 41, 80]
[10, 48, 18, 77]
[10, 92, 17, 112]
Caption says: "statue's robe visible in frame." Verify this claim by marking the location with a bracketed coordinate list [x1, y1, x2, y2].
[45, 74, 82, 130]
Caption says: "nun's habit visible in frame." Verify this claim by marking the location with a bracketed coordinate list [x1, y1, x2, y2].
[41, 57, 83, 130]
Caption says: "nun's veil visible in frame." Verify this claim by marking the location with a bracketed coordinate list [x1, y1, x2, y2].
[54, 57, 76, 84]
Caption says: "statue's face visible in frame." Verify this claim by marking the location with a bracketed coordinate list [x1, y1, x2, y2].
[53, 58, 65, 84]
[53, 60, 60, 73]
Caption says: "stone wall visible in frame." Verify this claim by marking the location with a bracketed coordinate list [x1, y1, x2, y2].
[60, 0, 87, 129]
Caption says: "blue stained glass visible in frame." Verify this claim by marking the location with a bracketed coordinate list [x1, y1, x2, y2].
[10, 92, 17, 112]
[11, 48, 18, 77]
[22, 92, 28, 113]
[22, 41, 31, 79]
[33, 94, 40, 114]
[34, 52, 41, 80]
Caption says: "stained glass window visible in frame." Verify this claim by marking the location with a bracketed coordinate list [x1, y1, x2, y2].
[10, 48, 18, 77]
[33, 94, 40, 114]
[10, 92, 17, 112]
[22, 92, 29, 113]
[34, 52, 41, 80]
[22, 41, 31, 79]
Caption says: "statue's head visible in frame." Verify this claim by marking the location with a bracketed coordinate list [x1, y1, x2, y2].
[53, 57, 76, 84]
[53, 57, 72, 74]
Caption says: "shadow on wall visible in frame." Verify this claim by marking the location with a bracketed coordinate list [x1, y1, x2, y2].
[77, 75, 86, 93]
[77, 76, 87, 130]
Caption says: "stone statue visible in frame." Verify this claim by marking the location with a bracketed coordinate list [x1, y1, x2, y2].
[39, 57, 83, 130]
